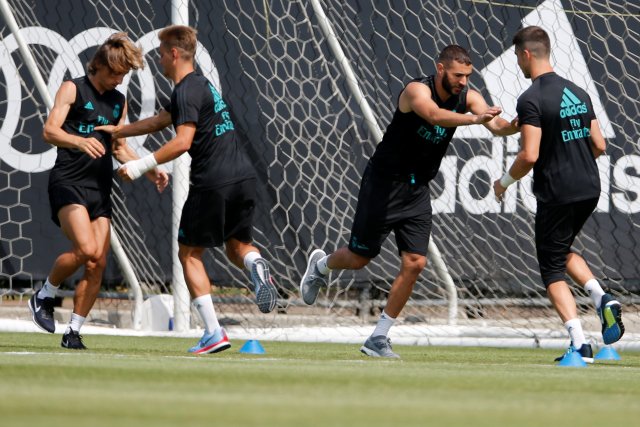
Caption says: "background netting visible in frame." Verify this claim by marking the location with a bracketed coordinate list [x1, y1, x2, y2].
[1, 0, 638, 345]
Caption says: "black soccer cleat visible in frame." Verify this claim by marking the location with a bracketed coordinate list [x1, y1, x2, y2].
[28, 290, 56, 333]
[61, 329, 87, 350]
[554, 343, 593, 364]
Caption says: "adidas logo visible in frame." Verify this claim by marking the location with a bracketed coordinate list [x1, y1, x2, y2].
[84, 101, 94, 110]
[560, 87, 587, 118]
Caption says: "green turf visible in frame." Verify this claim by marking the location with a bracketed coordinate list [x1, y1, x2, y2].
[1, 332, 639, 427]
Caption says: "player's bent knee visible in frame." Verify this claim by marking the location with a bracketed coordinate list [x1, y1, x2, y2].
[402, 263, 426, 278]
[178, 245, 205, 266]
[348, 254, 371, 270]
[542, 272, 566, 289]
[85, 255, 107, 273]
[401, 254, 427, 274]
[75, 244, 100, 265]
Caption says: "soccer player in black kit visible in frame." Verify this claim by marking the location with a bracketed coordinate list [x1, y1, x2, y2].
[494, 26, 624, 363]
[28, 33, 168, 349]
[300, 45, 520, 358]
[97, 25, 278, 354]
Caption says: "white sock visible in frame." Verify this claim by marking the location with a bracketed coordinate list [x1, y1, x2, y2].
[192, 294, 220, 334]
[565, 318, 586, 348]
[316, 255, 331, 276]
[244, 251, 267, 283]
[67, 313, 85, 333]
[38, 278, 59, 299]
[371, 310, 395, 338]
[243, 251, 261, 271]
[584, 278, 605, 308]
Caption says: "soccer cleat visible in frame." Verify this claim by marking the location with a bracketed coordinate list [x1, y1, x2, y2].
[360, 335, 401, 359]
[251, 259, 278, 314]
[188, 328, 231, 354]
[554, 343, 593, 364]
[299, 249, 328, 305]
[597, 293, 624, 345]
[61, 329, 87, 350]
[28, 290, 56, 333]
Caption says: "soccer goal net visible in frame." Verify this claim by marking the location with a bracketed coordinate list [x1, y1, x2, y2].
[1, 0, 638, 349]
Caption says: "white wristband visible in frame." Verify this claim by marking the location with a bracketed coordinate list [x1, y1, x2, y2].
[122, 153, 157, 180]
[499, 171, 517, 188]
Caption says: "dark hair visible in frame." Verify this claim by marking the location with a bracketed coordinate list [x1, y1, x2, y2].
[437, 45, 472, 66]
[512, 26, 551, 58]
[87, 32, 144, 75]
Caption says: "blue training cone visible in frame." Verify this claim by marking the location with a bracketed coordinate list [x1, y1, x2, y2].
[239, 339, 265, 354]
[595, 346, 621, 361]
[557, 350, 587, 368]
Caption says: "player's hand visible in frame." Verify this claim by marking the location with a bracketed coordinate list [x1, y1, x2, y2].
[143, 168, 169, 192]
[493, 179, 507, 203]
[153, 169, 169, 193]
[95, 124, 123, 139]
[474, 106, 503, 124]
[77, 137, 106, 159]
[118, 165, 133, 182]
[119, 154, 158, 182]
[111, 139, 129, 160]
[508, 116, 521, 133]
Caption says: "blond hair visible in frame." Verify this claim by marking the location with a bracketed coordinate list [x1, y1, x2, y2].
[87, 32, 144, 75]
[158, 25, 197, 61]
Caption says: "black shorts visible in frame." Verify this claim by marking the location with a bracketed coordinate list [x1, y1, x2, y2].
[48, 184, 112, 227]
[348, 165, 432, 258]
[178, 178, 256, 248]
[535, 198, 598, 287]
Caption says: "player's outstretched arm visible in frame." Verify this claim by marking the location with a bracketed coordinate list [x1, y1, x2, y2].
[96, 109, 172, 139]
[109, 102, 170, 192]
[118, 122, 196, 182]
[402, 82, 497, 127]
[466, 90, 519, 136]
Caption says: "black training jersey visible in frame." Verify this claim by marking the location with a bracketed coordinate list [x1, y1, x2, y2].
[517, 72, 600, 204]
[168, 71, 255, 189]
[369, 75, 468, 182]
[49, 76, 124, 192]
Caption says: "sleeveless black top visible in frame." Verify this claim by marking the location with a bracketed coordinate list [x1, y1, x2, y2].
[49, 76, 124, 192]
[370, 75, 468, 183]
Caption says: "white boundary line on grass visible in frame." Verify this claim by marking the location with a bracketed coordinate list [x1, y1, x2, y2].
[2, 319, 640, 351]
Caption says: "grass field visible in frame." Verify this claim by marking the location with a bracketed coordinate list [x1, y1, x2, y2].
[1, 332, 639, 427]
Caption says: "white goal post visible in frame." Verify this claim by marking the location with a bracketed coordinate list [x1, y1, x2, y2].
[1, 0, 639, 349]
